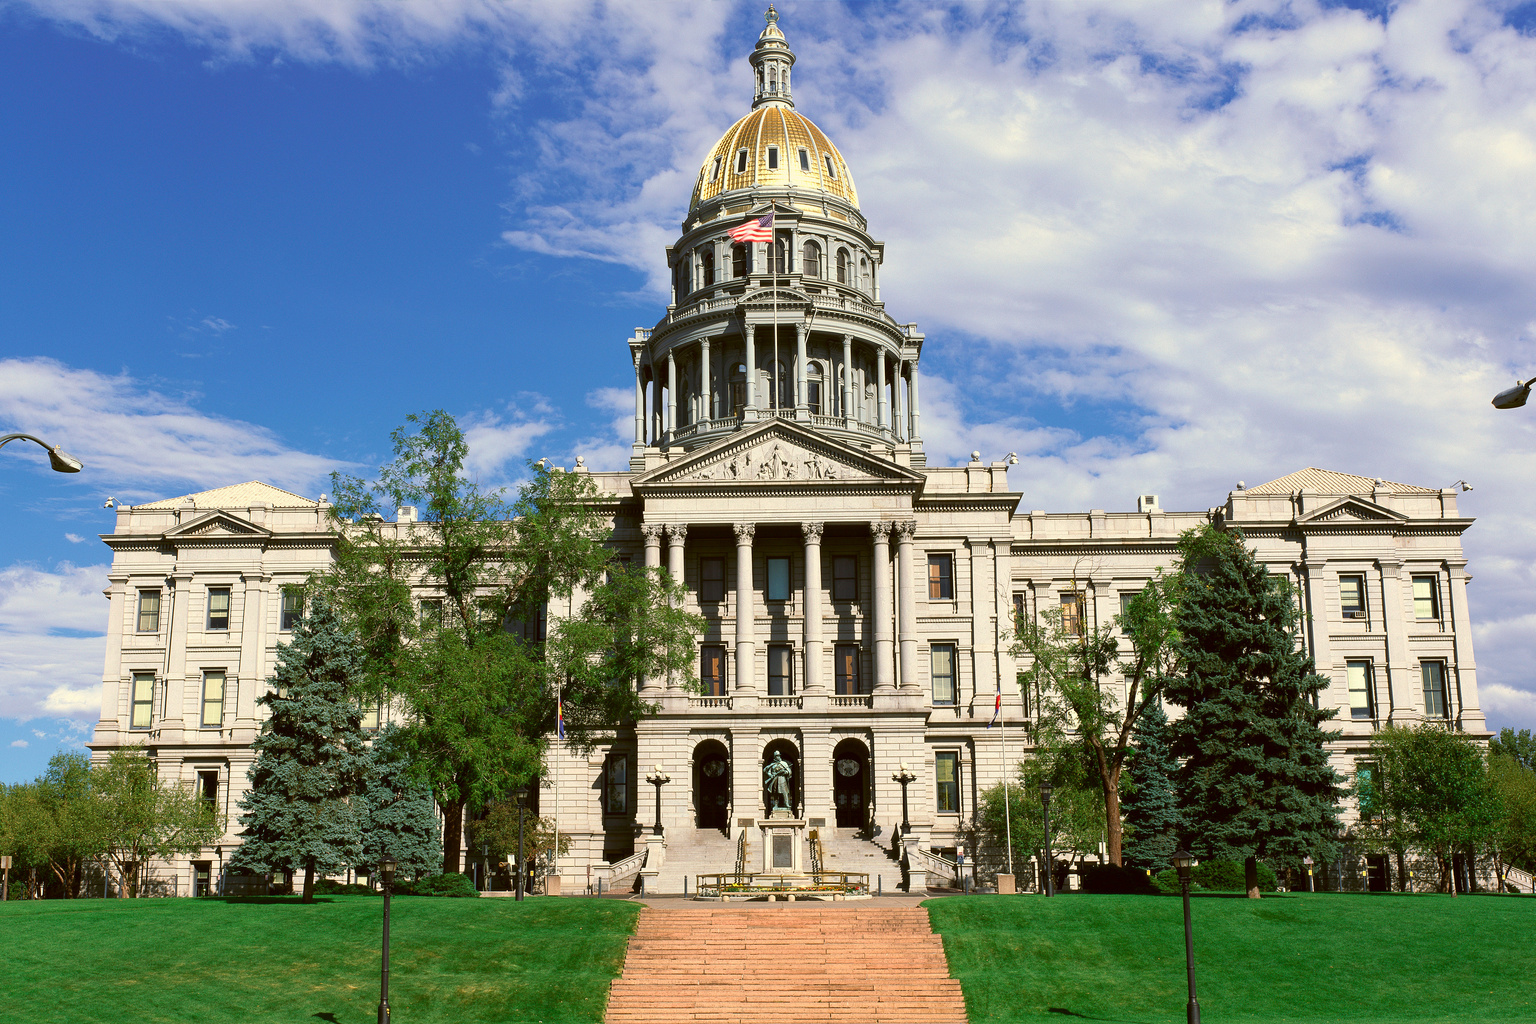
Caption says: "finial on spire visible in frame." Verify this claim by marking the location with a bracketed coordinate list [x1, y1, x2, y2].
[766, 4, 778, 25]
[751, 3, 794, 109]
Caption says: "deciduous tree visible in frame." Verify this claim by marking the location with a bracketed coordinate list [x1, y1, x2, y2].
[94, 748, 220, 897]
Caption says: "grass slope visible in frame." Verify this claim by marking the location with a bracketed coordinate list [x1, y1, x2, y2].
[0, 895, 639, 1024]
[927, 892, 1536, 1024]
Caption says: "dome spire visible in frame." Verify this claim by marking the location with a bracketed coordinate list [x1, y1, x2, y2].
[750, 5, 795, 109]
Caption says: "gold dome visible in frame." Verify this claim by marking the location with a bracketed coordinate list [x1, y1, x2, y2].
[689, 105, 859, 211]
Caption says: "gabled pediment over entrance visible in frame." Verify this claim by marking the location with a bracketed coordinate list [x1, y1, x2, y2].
[1296, 495, 1407, 525]
[163, 510, 273, 541]
[633, 419, 923, 491]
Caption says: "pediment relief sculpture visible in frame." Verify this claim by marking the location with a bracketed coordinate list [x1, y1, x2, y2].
[689, 440, 851, 482]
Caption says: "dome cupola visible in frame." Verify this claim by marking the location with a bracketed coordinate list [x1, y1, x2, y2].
[751, 5, 795, 110]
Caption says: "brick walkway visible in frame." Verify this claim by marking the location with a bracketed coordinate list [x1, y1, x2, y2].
[604, 903, 968, 1024]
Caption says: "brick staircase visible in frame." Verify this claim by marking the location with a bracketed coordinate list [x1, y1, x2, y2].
[604, 905, 968, 1024]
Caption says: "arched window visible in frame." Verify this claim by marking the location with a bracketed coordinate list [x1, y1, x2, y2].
[732, 242, 751, 278]
[807, 362, 824, 416]
[859, 256, 869, 293]
[773, 236, 788, 275]
[729, 363, 747, 418]
[836, 248, 850, 284]
[678, 374, 692, 428]
[802, 240, 821, 278]
[769, 360, 791, 410]
[702, 250, 715, 288]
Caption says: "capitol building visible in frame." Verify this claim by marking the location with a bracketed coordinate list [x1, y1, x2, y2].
[88, 10, 1486, 897]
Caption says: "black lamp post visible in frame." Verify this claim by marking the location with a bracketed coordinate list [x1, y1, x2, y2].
[377, 857, 397, 1024]
[1040, 782, 1054, 897]
[646, 766, 671, 836]
[1172, 848, 1200, 1024]
[513, 788, 528, 902]
[891, 763, 917, 836]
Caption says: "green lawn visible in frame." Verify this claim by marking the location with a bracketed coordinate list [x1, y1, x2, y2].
[0, 895, 639, 1024]
[927, 892, 1536, 1024]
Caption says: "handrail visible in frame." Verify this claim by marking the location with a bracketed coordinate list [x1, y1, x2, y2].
[695, 871, 869, 899]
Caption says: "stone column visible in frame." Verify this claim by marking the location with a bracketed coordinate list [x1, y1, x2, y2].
[895, 520, 919, 693]
[842, 334, 854, 424]
[894, 360, 906, 441]
[633, 350, 646, 444]
[651, 366, 664, 443]
[1378, 558, 1417, 723]
[1301, 559, 1336, 711]
[802, 522, 825, 694]
[876, 347, 889, 431]
[871, 522, 895, 693]
[1445, 560, 1484, 730]
[666, 524, 687, 586]
[745, 326, 757, 414]
[163, 573, 191, 739]
[908, 360, 921, 440]
[701, 337, 712, 422]
[666, 350, 677, 444]
[795, 322, 808, 418]
[640, 524, 665, 696]
[236, 572, 267, 735]
[734, 523, 756, 693]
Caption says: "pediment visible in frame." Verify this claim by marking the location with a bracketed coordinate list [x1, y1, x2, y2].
[164, 510, 272, 540]
[1296, 496, 1406, 525]
[634, 420, 923, 489]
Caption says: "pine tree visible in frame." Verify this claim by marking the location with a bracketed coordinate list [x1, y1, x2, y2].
[1121, 701, 1180, 873]
[356, 725, 441, 881]
[1165, 526, 1342, 898]
[231, 600, 370, 901]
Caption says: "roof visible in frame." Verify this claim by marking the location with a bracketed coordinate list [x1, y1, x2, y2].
[134, 481, 319, 510]
[1244, 468, 1439, 496]
[690, 106, 859, 212]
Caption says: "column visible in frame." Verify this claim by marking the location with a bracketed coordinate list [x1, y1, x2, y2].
[666, 350, 677, 444]
[1301, 560, 1335, 709]
[651, 367, 664, 442]
[633, 351, 646, 444]
[876, 347, 889, 431]
[701, 337, 712, 422]
[870, 522, 895, 693]
[894, 363, 907, 441]
[1445, 560, 1484, 730]
[237, 572, 267, 734]
[734, 524, 757, 693]
[895, 520, 919, 693]
[842, 334, 854, 424]
[908, 360, 921, 440]
[802, 522, 825, 694]
[640, 524, 664, 695]
[795, 322, 808, 417]
[163, 573, 191, 737]
[745, 326, 757, 414]
[666, 525, 687, 586]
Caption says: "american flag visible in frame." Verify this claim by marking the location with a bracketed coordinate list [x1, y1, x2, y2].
[727, 212, 774, 243]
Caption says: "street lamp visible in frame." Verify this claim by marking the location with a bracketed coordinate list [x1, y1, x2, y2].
[1492, 376, 1534, 410]
[512, 787, 528, 902]
[1040, 782, 1054, 897]
[1302, 855, 1315, 893]
[891, 763, 917, 836]
[646, 766, 671, 836]
[377, 857, 397, 1024]
[0, 433, 83, 473]
[1172, 849, 1201, 1024]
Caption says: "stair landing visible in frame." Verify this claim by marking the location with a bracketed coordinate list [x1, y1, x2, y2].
[604, 904, 968, 1024]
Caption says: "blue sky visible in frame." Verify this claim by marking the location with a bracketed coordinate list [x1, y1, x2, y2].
[3, 0, 1535, 781]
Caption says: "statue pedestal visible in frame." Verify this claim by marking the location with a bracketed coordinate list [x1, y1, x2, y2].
[758, 811, 806, 873]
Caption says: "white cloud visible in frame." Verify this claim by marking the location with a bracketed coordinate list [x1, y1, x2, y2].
[10, 740, 27, 748]
[0, 563, 108, 722]
[64, 533, 85, 543]
[460, 398, 560, 483]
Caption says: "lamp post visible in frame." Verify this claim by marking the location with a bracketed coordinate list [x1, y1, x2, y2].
[1302, 855, 1314, 893]
[1172, 849, 1201, 1024]
[645, 766, 671, 836]
[1492, 376, 1534, 409]
[513, 787, 528, 902]
[891, 763, 917, 836]
[377, 857, 397, 1024]
[1040, 782, 1054, 897]
[0, 433, 83, 473]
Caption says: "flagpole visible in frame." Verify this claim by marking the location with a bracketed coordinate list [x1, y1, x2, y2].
[1001, 713, 1014, 876]
[772, 208, 779, 413]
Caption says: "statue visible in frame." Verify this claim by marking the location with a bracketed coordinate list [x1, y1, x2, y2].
[763, 751, 794, 814]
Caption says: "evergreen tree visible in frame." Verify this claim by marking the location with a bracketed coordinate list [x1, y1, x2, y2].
[356, 725, 441, 881]
[1164, 525, 1342, 898]
[1121, 701, 1180, 873]
[231, 600, 370, 901]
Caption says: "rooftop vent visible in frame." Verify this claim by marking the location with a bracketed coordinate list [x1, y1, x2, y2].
[1137, 494, 1160, 513]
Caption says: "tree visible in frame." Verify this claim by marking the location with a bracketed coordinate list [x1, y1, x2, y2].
[94, 747, 220, 897]
[0, 781, 49, 898]
[1009, 568, 1182, 866]
[320, 411, 702, 873]
[1490, 728, 1536, 773]
[231, 599, 371, 902]
[1165, 525, 1342, 898]
[467, 802, 572, 883]
[1488, 751, 1536, 876]
[356, 725, 442, 881]
[1121, 701, 1181, 872]
[976, 733, 1105, 891]
[35, 752, 106, 898]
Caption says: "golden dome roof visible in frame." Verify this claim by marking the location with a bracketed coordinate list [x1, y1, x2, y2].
[689, 105, 859, 212]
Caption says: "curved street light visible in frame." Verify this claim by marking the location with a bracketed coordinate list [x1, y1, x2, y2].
[0, 433, 83, 473]
[1492, 377, 1534, 410]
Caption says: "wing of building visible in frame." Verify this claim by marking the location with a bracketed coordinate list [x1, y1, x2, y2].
[90, 9, 1486, 898]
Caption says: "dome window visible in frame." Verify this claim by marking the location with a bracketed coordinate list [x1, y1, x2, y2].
[836, 248, 850, 284]
[802, 240, 822, 278]
[798, 148, 810, 172]
[824, 154, 837, 179]
[767, 145, 779, 170]
[710, 156, 722, 182]
[736, 149, 749, 174]
[702, 250, 716, 287]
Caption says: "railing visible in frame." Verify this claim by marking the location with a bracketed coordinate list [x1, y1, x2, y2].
[695, 871, 870, 900]
[830, 695, 873, 708]
[590, 849, 648, 891]
[689, 696, 733, 709]
[764, 696, 803, 709]
[1503, 862, 1534, 893]
[734, 830, 748, 879]
[911, 848, 958, 886]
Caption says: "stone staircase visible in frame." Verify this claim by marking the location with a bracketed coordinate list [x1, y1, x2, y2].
[604, 905, 969, 1024]
[652, 827, 740, 894]
[814, 826, 897, 881]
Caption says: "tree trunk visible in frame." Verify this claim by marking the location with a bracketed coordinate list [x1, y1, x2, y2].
[442, 795, 466, 875]
[1103, 771, 1123, 867]
[1438, 849, 1455, 895]
[302, 862, 316, 903]
[1245, 855, 1261, 899]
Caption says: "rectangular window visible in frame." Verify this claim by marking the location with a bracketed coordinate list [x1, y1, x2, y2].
[197, 770, 219, 813]
[931, 644, 957, 706]
[807, 379, 821, 415]
[766, 145, 779, 170]
[504, 602, 547, 642]
[928, 554, 953, 600]
[1016, 672, 1031, 718]
[131, 672, 155, 729]
[710, 156, 721, 181]
[1118, 591, 1141, 630]
[1340, 575, 1366, 619]
[700, 557, 726, 603]
[280, 588, 303, 630]
[835, 643, 862, 695]
[1356, 762, 1380, 823]
[767, 557, 791, 602]
[700, 645, 727, 696]
[201, 671, 225, 728]
[833, 557, 857, 601]
[768, 645, 794, 696]
[1422, 661, 1449, 718]
[606, 754, 628, 815]
[799, 148, 810, 171]
[1012, 593, 1025, 635]
[736, 149, 749, 174]
[824, 153, 836, 177]
[1412, 576, 1440, 620]
[1060, 592, 1084, 637]
[137, 590, 161, 632]
[419, 598, 443, 630]
[206, 588, 231, 631]
[360, 703, 382, 731]
[935, 751, 960, 813]
[1347, 660, 1374, 720]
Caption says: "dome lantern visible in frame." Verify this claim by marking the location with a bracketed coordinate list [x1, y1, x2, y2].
[750, 5, 795, 110]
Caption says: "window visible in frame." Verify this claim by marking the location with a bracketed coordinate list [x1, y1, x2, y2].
[131, 672, 155, 729]
[710, 156, 721, 181]
[505, 602, 547, 642]
[700, 645, 727, 696]
[197, 770, 219, 813]
[834, 643, 863, 695]
[836, 248, 849, 283]
[774, 237, 788, 274]
[1340, 575, 1366, 619]
[766, 145, 778, 170]
[1347, 660, 1374, 720]
[802, 240, 821, 278]
[807, 378, 822, 415]
[767, 557, 791, 602]
[931, 644, 956, 706]
[798, 148, 810, 171]
[280, 588, 303, 631]
[700, 557, 726, 603]
[702, 250, 715, 288]
[833, 557, 857, 601]
[206, 588, 231, 631]
[1118, 591, 1141, 633]
[732, 242, 750, 278]
[606, 754, 628, 815]
[137, 590, 160, 632]
[736, 148, 749, 174]
[935, 751, 960, 813]
[1012, 593, 1026, 634]
[201, 671, 225, 728]
[1356, 762, 1380, 822]
[1422, 661, 1449, 718]
[1016, 672, 1031, 718]
[928, 554, 954, 600]
[360, 702, 382, 731]
[768, 645, 794, 696]
[1060, 593, 1084, 637]
[824, 153, 836, 178]
[419, 599, 443, 630]
[1412, 576, 1440, 620]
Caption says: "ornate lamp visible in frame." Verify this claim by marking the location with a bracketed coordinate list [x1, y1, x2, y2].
[646, 766, 671, 836]
[891, 763, 917, 835]
[1171, 849, 1200, 1024]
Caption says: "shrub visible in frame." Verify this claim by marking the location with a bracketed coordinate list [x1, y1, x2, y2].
[1083, 863, 1158, 894]
[1153, 868, 1190, 895]
[313, 879, 376, 896]
[395, 872, 480, 898]
[1192, 859, 1278, 893]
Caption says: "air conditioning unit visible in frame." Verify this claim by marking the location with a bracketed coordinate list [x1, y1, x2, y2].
[1343, 610, 1366, 619]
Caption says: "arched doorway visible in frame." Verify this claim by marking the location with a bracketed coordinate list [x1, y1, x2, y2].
[693, 740, 730, 831]
[761, 739, 801, 817]
[832, 739, 870, 829]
